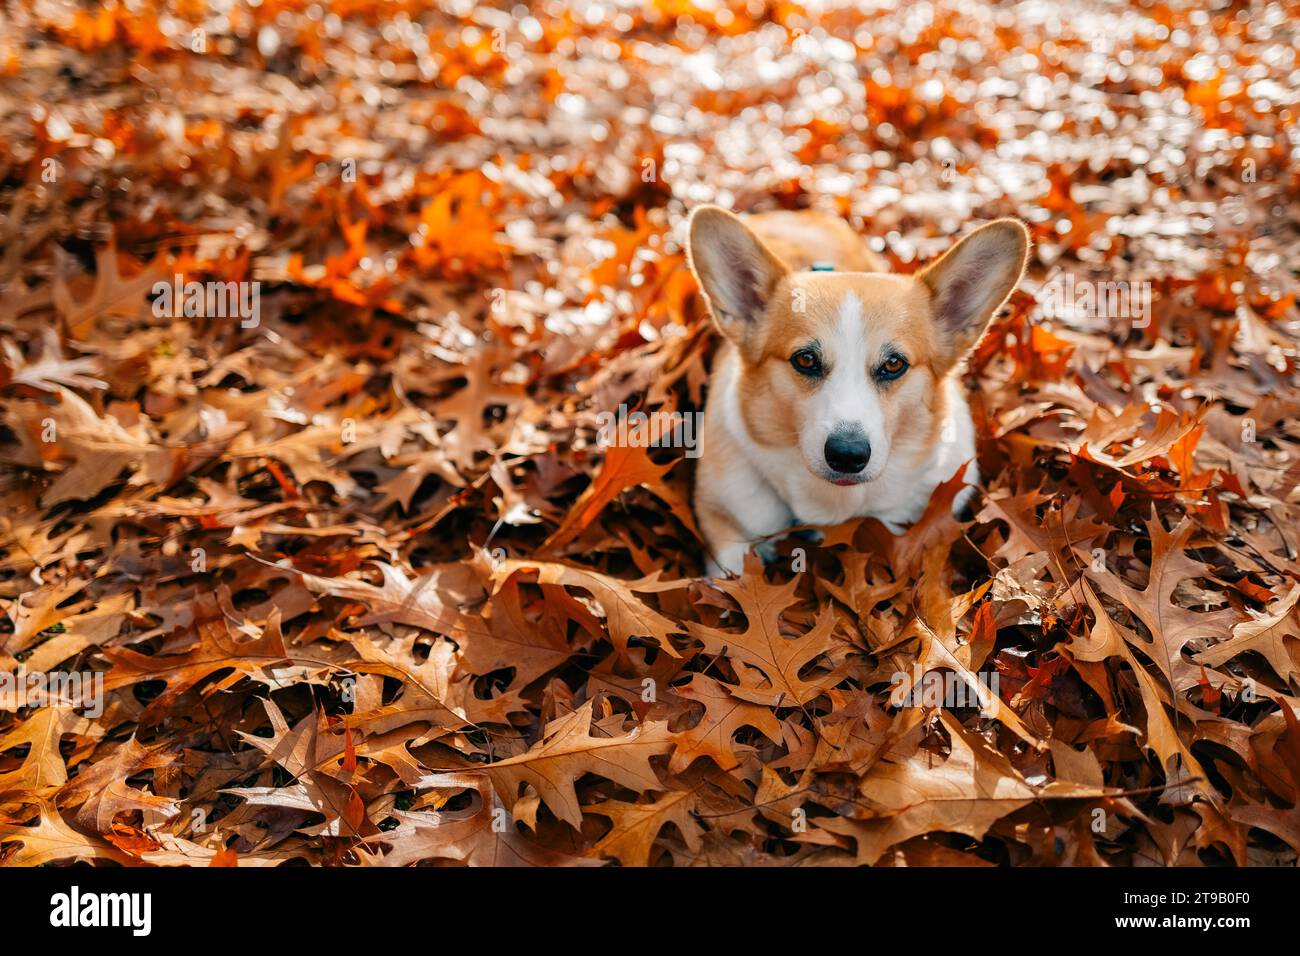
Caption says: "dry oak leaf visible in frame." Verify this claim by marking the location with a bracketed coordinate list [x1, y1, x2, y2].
[545, 439, 696, 548]
[52, 241, 167, 338]
[493, 558, 688, 658]
[357, 776, 600, 867]
[372, 808, 597, 866]
[100, 601, 289, 720]
[342, 632, 472, 734]
[1224, 778, 1300, 857]
[454, 574, 575, 693]
[794, 697, 919, 779]
[0, 707, 93, 796]
[883, 467, 971, 578]
[222, 783, 367, 839]
[229, 425, 364, 498]
[426, 337, 526, 474]
[884, 608, 1043, 749]
[224, 700, 373, 840]
[237, 698, 339, 781]
[1075, 404, 1208, 470]
[484, 700, 673, 828]
[1219, 704, 1300, 853]
[138, 831, 312, 867]
[13, 387, 174, 506]
[668, 673, 782, 773]
[299, 561, 462, 636]
[360, 807, 599, 866]
[1071, 578, 1211, 803]
[1196, 583, 1300, 686]
[1084, 515, 1239, 700]
[1, 576, 85, 662]
[18, 591, 135, 674]
[586, 790, 704, 866]
[819, 711, 1110, 864]
[1, 334, 105, 392]
[686, 554, 849, 707]
[61, 737, 181, 833]
[976, 488, 1108, 568]
[0, 802, 128, 867]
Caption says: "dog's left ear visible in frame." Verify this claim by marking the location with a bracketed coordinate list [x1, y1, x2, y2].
[917, 218, 1029, 364]
[686, 205, 790, 350]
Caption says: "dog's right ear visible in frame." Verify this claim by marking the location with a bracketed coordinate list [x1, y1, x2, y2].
[687, 205, 789, 344]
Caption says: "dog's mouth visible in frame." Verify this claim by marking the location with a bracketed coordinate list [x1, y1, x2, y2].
[807, 448, 885, 487]
[817, 468, 875, 487]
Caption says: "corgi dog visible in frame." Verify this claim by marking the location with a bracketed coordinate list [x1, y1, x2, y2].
[686, 206, 1029, 576]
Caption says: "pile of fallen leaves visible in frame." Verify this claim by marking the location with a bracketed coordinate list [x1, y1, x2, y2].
[2, 0, 1300, 867]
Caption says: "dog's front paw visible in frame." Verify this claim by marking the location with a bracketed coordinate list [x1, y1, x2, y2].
[705, 543, 747, 578]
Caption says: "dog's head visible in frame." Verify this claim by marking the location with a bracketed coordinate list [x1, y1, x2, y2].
[687, 206, 1028, 486]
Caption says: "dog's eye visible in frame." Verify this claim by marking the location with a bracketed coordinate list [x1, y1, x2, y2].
[790, 349, 822, 376]
[878, 355, 908, 380]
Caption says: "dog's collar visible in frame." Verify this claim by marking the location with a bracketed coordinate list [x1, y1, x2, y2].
[810, 261, 835, 271]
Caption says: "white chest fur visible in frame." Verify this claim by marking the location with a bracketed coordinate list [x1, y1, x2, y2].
[711, 351, 977, 532]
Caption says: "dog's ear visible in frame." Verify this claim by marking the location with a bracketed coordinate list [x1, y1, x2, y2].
[917, 218, 1029, 365]
[687, 205, 790, 344]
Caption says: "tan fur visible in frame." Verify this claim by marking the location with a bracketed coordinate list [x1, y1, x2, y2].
[687, 205, 1029, 575]
[735, 273, 942, 453]
[746, 210, 888, 273]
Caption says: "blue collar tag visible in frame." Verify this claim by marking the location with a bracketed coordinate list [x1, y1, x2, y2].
[810, 261, 835, 272]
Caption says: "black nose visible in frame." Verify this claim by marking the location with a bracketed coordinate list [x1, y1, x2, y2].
[824, 434, 871, 474]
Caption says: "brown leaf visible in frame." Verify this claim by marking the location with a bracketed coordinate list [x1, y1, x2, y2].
[484, 701, 672, 828]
